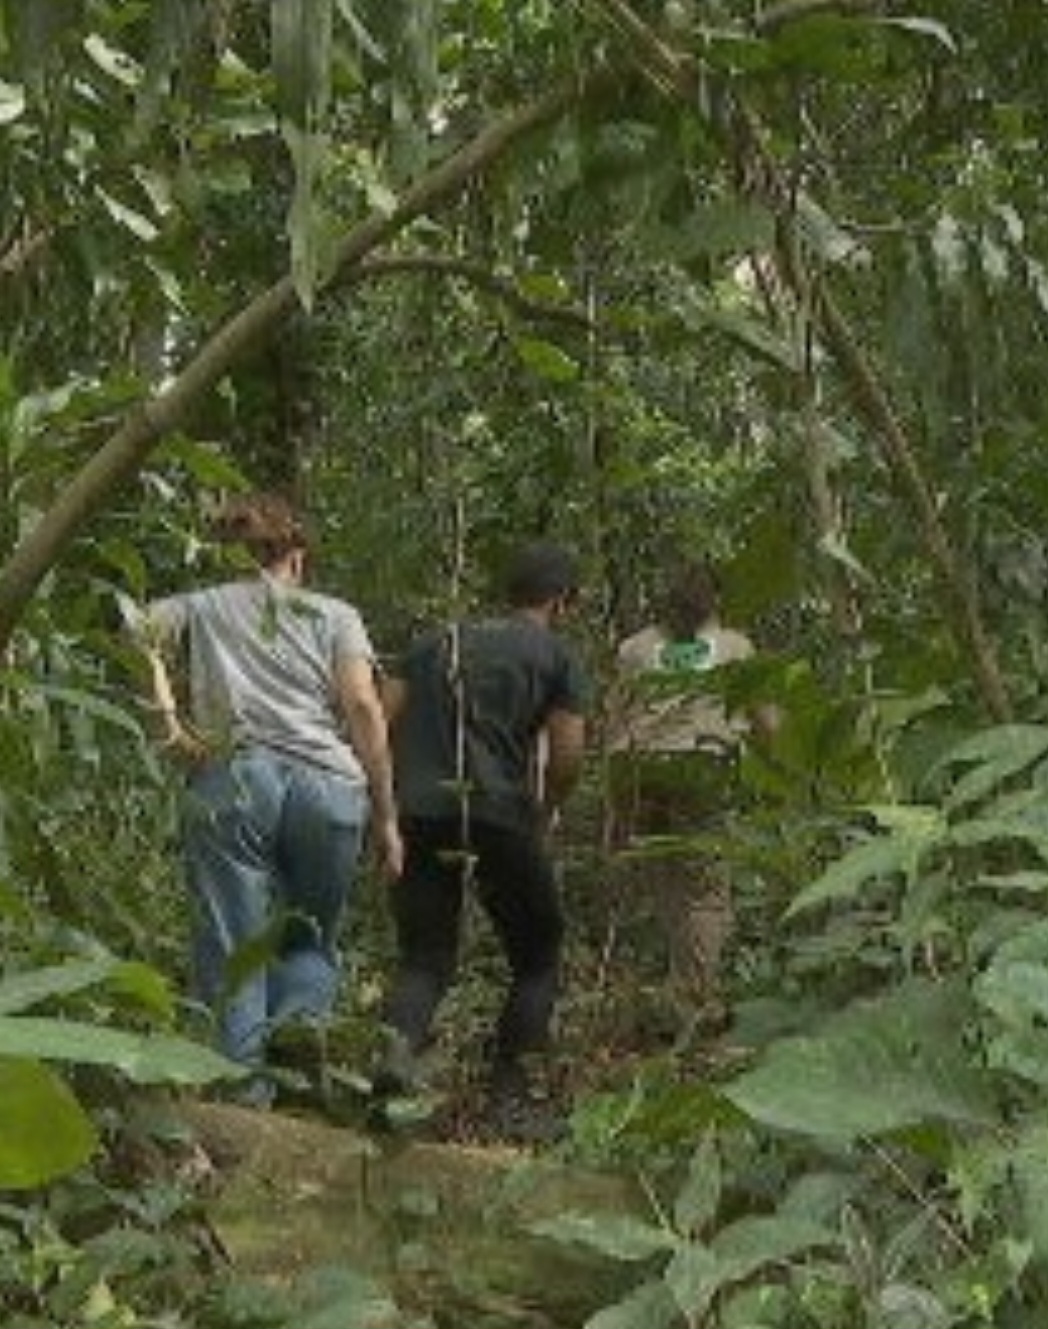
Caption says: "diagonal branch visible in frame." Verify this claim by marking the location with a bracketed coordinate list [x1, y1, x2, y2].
[580, 0, 693, 97]
[354, 254, 596, 331]
[0, 74, 608, 651]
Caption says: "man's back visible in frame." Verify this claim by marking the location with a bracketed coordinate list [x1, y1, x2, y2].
[148, 576, 372, 779]
[391, 615, 585, 828]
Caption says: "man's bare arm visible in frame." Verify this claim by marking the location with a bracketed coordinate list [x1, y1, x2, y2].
[380, 674, 408, 728]
[542, 708, 586, 816]
[132, 613, 209, 766]
[336, 658, 403, 878]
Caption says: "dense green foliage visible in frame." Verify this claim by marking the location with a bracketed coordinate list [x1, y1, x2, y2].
[5, 0, 1048, 1324]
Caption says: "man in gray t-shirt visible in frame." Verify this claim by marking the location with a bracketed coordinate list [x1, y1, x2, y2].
[140, 494, 401, 1102]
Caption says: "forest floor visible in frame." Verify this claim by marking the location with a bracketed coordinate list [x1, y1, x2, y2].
[177, 1097, 649, 1326]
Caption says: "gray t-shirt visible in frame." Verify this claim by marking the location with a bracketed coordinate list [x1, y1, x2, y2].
[147, 576, 374, 782]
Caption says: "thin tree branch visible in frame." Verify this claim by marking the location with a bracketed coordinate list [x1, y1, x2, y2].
[0, 74, 610, 650]
[354, 254, 596, 331]
[580, 0, 695, 99]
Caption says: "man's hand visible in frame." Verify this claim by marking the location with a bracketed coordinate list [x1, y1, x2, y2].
[543, 708, 586, 811]
[160, 714, 211, 768]
[373, 815, 404, 880]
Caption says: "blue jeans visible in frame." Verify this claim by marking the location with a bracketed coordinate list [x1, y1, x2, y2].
[181, 748, 368, 1065]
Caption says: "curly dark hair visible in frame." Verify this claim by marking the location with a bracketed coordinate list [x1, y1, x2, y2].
[212, 493, 311, 568]
[658, 559, 721, 638]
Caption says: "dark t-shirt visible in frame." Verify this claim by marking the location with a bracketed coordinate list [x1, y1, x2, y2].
[391, 615, 587, 830]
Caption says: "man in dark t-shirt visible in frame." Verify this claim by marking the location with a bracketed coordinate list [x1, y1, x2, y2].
[378, 543, 587, 1125]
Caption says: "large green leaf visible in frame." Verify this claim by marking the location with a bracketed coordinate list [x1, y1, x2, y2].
[649, 200, 776, 262]
[795, 193, 865, 265]
[84, 32, 143, 88]
[786, 809, 943, 918]
[983, 1028, 1048, 1090]
[0, 958, 118, 1015]
[766, 13, 890, 80]
[945, 815, 1048, 866]
[1000, 1122, 1048, 1262]
[951, 1118, 1048, 1262]
[928, 724, 1048, 810]
[682, 304, 801, 371]
[529, 1212, 673, 1262]
[875, 1283, 953, 1328]
[666, 1215, 834, 1319]
[713, 1213, 836, 1269]
[664, 1243, 720, 1320]
[725, 980, 996, 1140]
[515, 337, 581, 383]
[974, 870, 1048, 896]
[157, 435, 250, 490]
[283, 118, 328, 309]
[715, 308, 802, 370]
[108, 961, 177, 1021]
[568, 1077, 743, 1160]
[673, 1134, 721, 1236]
[0, 1057, 97, 1189]
[975, 922, 1048, 1087]
[97, 187, 160, 242]
[211, 1264, 400, 1329]
[0, 1016, 238, 1086]
[584, 1280, 678, 1329]
[32, 681, 144, 739]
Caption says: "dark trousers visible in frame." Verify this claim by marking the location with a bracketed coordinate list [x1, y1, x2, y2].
[385, 816, 564, 1064]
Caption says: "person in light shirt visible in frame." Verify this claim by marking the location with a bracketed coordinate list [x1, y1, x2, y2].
[610, 558, 776, 1042]
[140, 493, 401, 1101]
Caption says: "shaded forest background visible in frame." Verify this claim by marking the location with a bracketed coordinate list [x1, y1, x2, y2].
[5, 1, 1048, 1325]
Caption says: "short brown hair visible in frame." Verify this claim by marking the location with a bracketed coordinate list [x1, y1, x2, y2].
[212, 493, 310, 567]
